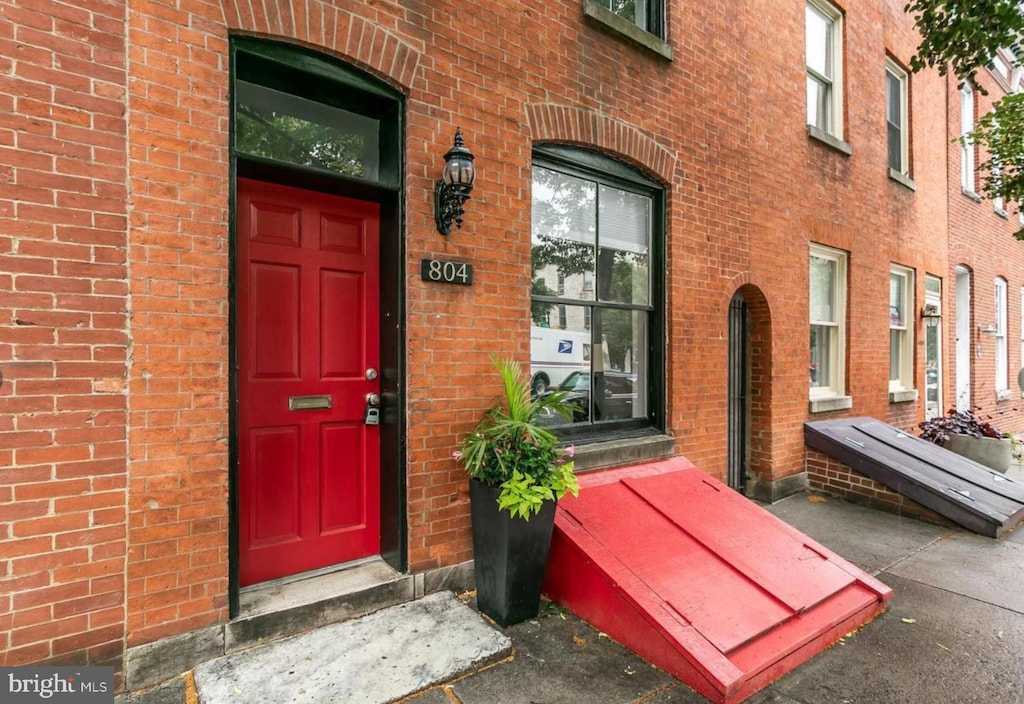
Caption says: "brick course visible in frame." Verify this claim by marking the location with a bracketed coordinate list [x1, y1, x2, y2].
[0, 0, 128, 671]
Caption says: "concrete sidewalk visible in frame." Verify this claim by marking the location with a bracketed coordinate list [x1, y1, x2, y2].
[121, 471, 1024, 704]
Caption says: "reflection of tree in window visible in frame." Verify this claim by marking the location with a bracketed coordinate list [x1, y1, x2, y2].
[531, 168, 649, 373]
[531, 278, 557, 325]
[237, 105, 368, 175]
[530, 149, 658, 428]
[234, 80, 377, 178]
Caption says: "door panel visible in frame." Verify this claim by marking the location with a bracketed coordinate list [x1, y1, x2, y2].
[237, 177, 381, 586]
[251, 426, 300, 544]
[251, 263, 301, 379]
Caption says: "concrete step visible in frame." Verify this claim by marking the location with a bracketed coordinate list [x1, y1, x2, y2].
[194, 591, 511, 704]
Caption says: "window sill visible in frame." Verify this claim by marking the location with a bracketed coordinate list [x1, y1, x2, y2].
[583, 0, 673, 60]
[809, 395, 853, 413]
[996, 388, 1012, 402]
[961, 188, 982, 202]
[888, 168, 916, 191]
[807, 125, 852, 156]
[570, 432, 676, 472]
[888, 388, 918, 404]
[995, 207, 1009, 219]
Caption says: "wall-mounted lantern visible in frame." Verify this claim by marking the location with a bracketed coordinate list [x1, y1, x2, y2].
[920, 303, 942, 328]
[434, 128, 476, 235]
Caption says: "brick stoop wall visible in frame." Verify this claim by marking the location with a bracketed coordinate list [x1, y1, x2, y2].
[805, 448, 956, 529]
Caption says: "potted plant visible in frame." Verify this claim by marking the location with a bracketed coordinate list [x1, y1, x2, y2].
[918, 408, 1014, 473]
[454, 356, 579, 626]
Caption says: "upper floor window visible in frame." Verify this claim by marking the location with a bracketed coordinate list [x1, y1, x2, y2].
[889, 265, 915, 393]
[810, 243, 847, 399]
[885, 60, 909, 176]
[806, 0, 843, 138]
[960, 83, 976, 193]
[995, 277, 1008, 392]
[593, 0, 665, 38]
[530, 146, 664, 438]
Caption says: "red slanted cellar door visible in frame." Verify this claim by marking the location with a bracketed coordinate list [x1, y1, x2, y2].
[236, 177, 381, 586]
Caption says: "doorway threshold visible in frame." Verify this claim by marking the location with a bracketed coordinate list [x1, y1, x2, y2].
[229, 557, 413, 652]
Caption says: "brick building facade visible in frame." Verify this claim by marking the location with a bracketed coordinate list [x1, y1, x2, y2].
[1, 0, 1021, 689]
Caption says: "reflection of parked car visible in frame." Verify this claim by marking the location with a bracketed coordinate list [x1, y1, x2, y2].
[537, 371, 636, 426]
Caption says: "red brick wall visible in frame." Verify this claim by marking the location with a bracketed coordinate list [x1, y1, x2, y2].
[0, 0, 129, 670]
[4, 0, 1018, 681]
[806, 449, 954, 527]
[945, 68, 1024, 435]
[123, 1, 231, 648]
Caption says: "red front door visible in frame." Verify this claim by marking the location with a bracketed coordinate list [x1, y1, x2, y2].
[236, 178, 381, 586]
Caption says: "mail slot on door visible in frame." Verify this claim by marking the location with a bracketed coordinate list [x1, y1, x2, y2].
[288, 395, 333, 411]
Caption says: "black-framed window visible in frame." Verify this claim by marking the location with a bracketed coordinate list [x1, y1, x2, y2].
[595, 0, 665, 38]
[530, 146, 664, 440]
[231, 40, 402, 189]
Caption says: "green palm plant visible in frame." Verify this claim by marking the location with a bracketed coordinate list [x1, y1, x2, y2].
[455, 356, 579, 519]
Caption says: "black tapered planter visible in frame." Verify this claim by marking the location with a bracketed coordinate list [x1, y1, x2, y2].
[469, 478, 558, 627]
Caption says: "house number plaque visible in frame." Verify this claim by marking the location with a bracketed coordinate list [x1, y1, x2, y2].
[420, 258, 473, 286]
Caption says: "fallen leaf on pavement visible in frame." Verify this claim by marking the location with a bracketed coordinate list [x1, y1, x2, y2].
[807, 495, 827, 503]
[901, 618, 917, 624]
[573, 634, 587, 647]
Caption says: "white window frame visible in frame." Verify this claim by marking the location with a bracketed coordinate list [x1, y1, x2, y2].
[961, 83, 976, 193]
[885, 59, 909, 176]
[995, 277, 1008, 392]
[809, 244, 847, 400]
[806, 0, 844, 139]
[994, 164, 1004, 213]
[889, 265, 915, 392]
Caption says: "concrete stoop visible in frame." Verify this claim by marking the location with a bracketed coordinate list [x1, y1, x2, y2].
[193, 591, 511, 704]
[121, 558, 476, 697]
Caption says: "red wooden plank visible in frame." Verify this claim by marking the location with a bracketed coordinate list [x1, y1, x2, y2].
[624, 471, 857, 613]
[561, 482, 794, 654]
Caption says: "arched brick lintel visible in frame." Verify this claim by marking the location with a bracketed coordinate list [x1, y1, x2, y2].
[221, 0, 423, 91]
[526, 103, 677, 185]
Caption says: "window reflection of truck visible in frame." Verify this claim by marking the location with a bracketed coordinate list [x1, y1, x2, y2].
[530, 326, 591, 395]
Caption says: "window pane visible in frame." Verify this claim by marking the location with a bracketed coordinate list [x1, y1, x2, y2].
[530, 309, 592, 412]
[595, 308, 647, 422]
[598, 185, 650, 305]
[807, 76, 830, 130]
[810, 324, 832, 388]
[806, 5, 832, 77]
[889, 273, 905, 327]
[532, 167, 597, 302]
[886, 71, 901, 125]
[235, 80, 380, 179]
[890, 330, 902, 382]
[887, 70, 904, 172]
[887, 122, 902, 172]
[608, 0, 637, 24]
[810, 255, 836, 323]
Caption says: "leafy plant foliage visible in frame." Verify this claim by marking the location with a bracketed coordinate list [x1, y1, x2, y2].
[456, 357, 579, 520]
[918, 407, 1005, 445]
[905, 0, 1024, 235]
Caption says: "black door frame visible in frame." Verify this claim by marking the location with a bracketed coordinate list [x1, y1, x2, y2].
[227, 37, 407, 617]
